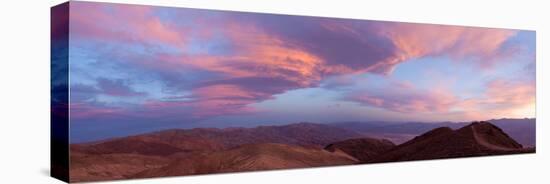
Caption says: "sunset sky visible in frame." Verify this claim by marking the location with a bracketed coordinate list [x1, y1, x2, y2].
[66, 2, 535, 142]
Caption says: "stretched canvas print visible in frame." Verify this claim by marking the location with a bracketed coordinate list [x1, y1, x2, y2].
[51, 1, 536, 183]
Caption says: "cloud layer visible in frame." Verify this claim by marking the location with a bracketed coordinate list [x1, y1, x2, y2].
[66, 1, 535, 135]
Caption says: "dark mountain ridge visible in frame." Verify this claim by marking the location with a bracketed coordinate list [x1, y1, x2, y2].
[69, 120, 535, 182]
[72, 122, 364, 157]
[369, 121, 533, 163]
[132, 143, 356, 179]
[330, 118, 535, 146]
[324, 138, 395, 162]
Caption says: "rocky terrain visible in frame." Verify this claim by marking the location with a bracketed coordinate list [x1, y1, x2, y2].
[69, 121, 535, 182]
[369, 122, 533, 163]
[324, 138, 395, 162]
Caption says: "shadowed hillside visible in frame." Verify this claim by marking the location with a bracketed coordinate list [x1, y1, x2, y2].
[73, 122, 363, 155]
[369, 121, 533, 163]
[330, 118, 535, 146]
[69, 123, 362, 182]
[132, 143, 356, 179]
[69, 121, 534, 182]
[324, 138, 395, 162]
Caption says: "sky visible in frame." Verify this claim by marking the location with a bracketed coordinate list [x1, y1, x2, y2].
[64, 2, 536, 142]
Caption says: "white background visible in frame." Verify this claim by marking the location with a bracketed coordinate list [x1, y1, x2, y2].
[0, 0, 547, 183]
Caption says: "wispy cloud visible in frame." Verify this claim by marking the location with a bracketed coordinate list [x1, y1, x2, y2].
[344, 78, 535, 120]
[67, 2, 534, 128]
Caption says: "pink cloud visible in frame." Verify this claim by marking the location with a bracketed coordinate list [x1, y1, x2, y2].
[137, 84, 268, 119]
[457, 80, 535, 119]
[189, 84, 264, 117]
[485, 80, 536, 106]
[369, 23, 517, 73]
[68, 3, 527, 122]
[349, 87, 458, 113]
[70, 2, 186, 47]
[347, 78, 535, 121]
[127, 20, 521, 119]
[184, 22, 325, 86]
[135, 22, 329, 116]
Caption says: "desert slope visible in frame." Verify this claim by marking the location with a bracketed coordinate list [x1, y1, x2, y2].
[72, 122, 363, 156]
[133, 143, 357, 178]
[70, 150, 169, 182]
[324, 138, 395, 162]
[329, 118, 535, 146]
[369, 121, 533, 163]
[69, 123, 363, 182]
[69, 121, 534, 182]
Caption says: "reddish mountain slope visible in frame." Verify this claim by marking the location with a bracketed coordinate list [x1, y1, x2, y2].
[69, 150, 169, 182]
[324, 138, 395, 162]
[72, 122, 362, 156]
[132, 143, 357, 178]
[69, 123, 362, 182]
[163, 122, 363, 148]
[68, 121, 533, 182]
[330, 118, 536, 147]
[370, 121, 532, 163]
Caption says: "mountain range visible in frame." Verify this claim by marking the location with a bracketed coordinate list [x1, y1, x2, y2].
[330, 118, 535, 146]
[69, 119, 535, 182]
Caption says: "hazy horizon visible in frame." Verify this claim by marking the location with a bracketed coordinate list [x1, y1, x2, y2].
[63, 2, 535, 143]
[70, 117, 535, 143]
